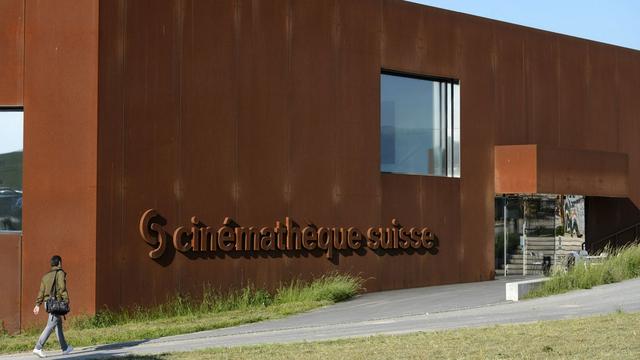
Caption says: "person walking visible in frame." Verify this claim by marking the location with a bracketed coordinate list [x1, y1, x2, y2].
[32, 255, 73, 358]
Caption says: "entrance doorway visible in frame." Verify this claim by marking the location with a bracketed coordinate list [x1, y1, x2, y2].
[495, 194, 586, 276]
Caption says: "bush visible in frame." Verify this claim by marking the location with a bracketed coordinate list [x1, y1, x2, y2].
[70, 273, 363, 330]
[275, 273, 363, 304]
[526, 244, 640, 298]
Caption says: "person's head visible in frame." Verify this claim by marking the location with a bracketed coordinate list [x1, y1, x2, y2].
[50, 255, 62, 267]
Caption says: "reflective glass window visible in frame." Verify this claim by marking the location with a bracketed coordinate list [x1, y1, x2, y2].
[0, 110, 23, 231]
[381, 73, 460, 177]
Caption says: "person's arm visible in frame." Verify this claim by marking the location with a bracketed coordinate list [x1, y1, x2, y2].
[34, 278, 45, 315]
[35, 278, 45, 306]
[57, 271, 69, 302]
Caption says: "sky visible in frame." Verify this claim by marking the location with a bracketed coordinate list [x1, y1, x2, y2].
[0, 111, 23, 154]
[411, 0, 640, 51]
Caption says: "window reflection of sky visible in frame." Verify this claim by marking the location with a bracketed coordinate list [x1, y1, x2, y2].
[0, 110, 23, 231]
[381, 74, 459, 177]
[0, 111, 23, 154]
[381, 74, 437, 176]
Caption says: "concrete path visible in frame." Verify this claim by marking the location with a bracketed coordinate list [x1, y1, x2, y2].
[5, 276, 640, 359]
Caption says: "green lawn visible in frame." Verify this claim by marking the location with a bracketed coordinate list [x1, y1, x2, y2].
[124, 312, 640, 360]
[0, 274, 362, 354]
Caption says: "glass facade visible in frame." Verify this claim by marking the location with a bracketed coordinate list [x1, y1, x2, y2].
[495, 194, 586, 276]
[381, 72, 460, 177]
[0, 110, 23, 231]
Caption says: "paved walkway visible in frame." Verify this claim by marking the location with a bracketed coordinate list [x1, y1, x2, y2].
[6, 276, 640, 359]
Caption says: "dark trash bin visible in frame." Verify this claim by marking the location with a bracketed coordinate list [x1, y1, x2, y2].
[542, 256, 552, 276]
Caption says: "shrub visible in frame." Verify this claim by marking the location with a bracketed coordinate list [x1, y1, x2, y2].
[70, 273, 362, 330]
[527, 243, 640, 298]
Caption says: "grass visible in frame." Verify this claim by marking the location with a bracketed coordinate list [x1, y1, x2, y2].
[526, 243, 640, 298]
[0, 273, 362, 354]
[121, 312, 640, 359]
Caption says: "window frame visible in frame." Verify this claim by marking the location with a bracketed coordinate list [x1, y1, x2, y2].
[0, 106, 24, 233]
[380, 69, 460, 178]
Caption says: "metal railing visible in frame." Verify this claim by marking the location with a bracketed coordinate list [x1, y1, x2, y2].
[590, 222, 640, 251]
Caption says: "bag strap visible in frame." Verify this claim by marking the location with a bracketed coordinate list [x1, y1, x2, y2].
[49, 270, 60, 298]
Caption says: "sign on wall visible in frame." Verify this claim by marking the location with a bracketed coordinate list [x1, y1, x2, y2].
[139, 209, 439, 260]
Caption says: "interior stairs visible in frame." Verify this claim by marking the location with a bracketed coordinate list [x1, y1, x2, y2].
[496, 236, 585, 275]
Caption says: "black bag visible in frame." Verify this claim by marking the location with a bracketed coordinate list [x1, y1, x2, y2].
[45, 270, 70, 316]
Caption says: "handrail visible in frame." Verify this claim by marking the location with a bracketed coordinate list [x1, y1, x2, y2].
[591, 221, 640, 248]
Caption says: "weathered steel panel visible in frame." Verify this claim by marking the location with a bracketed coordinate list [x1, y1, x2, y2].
[586, 43, 620, 152]
[0, 233, 20, 333]
[287, 0, 339, 227]
[537, 146, 628, 197]
[456, 15, 496, 282]
[523, 30, 559, 146]
[381, 0, 424, 75]
[379, 174, 461, 288]
[96, 0, 125, 312]
[22, 0, 99, 327]
[616, 48, 640, 207]
[88, 0, 640, 313]
[495, 145, 538, 194]
[556, 37, 589, 149]
[232, 0, 292, 290]
[495, 144, 628, 197]
[0, 0, 23, 105]
[493, 22, 527, 145]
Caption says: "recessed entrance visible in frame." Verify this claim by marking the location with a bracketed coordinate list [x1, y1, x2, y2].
[495, 194, 586, 276]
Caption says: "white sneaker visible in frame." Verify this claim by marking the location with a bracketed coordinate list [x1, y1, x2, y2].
[32, 348, 46, 358]
[62, 345, 74, 355]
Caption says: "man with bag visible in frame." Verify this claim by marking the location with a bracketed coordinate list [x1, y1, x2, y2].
[32, 255, 73, 358]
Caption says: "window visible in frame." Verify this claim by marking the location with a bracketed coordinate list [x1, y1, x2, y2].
[381, 72, 460, 177]
[0, 109, 23, 231]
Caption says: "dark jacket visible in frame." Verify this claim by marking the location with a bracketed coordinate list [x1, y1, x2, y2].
[35, 266, 69, 306]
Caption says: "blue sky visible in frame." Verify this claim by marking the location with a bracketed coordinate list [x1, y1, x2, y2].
[0, 111, 23, 154]
[411, 0, 640, 50]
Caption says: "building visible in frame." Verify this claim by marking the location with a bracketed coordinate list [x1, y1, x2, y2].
[1, 0, 639, 333]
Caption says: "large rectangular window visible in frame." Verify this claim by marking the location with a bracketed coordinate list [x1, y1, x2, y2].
[381, 72, 460, 177]
[0, 109, 23, 231]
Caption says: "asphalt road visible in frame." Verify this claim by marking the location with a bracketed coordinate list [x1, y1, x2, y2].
[5, 276, 640, 359]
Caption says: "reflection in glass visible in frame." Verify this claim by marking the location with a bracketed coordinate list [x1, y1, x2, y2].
[494, 194, 586, 276]
[380, 73, 460, 177]
[0, 110, 23, 231]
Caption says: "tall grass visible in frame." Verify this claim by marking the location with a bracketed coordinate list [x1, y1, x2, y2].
[527, 243, 640, 298]
[274, 273, 361, 304]
[69, 273, 363, 330]
[0, 273, 363, 354]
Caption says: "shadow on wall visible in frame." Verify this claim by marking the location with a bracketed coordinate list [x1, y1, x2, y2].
[586, 197, 640, 253]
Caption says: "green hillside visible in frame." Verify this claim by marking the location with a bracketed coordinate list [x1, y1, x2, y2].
[0, 151, 22, 190]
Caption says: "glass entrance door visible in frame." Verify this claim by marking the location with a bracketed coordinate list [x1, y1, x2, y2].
[496, 194, 585, 276]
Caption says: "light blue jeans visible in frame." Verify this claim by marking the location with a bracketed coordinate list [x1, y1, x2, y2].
[35, 314, 68, 351]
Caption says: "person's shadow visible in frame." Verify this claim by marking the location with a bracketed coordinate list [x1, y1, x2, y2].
[53, 339, 164, 359]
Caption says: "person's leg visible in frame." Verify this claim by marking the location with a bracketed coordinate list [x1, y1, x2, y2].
[53, 315, 69, 351]
[35, 314, 56, 350]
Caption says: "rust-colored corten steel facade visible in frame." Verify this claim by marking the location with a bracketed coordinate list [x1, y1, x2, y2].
[0, 0, 23, 106]
[1, 0, 99, 332]
[2, 0, 640, 332]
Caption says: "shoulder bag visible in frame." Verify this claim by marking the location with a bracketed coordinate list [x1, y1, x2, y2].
[45, 270, 70, 316]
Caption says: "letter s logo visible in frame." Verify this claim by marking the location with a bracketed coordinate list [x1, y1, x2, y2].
[139, 209, 167, 259]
